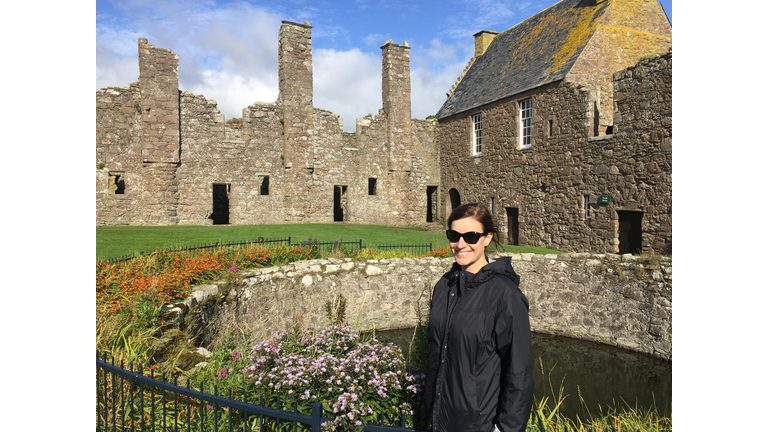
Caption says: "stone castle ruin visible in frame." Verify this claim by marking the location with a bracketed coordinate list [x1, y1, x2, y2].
[97, 0, 672, 256]
[97, 21, 440, 227]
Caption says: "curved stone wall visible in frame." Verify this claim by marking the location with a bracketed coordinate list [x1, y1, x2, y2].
[187, 252, 671, 360]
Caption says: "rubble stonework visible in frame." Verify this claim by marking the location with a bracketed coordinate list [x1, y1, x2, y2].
[438, 51, 672, 255]
[186, 253, 672, 360]
[96, 21, 441, 227]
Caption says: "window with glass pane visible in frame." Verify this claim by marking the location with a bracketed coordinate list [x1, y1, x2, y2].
[472, 114, 482, 155]
[520, 99, 532, 148]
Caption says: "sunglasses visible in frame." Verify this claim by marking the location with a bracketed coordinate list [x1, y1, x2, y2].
[446, 229, 487, 244]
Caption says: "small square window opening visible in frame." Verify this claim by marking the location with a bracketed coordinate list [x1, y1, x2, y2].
[368, 178, 377, 195]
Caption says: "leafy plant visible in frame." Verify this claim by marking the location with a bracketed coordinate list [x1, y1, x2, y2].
[325, 295, 347, 325]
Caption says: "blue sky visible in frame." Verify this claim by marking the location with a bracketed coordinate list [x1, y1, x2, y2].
[96, 0, 672, 131]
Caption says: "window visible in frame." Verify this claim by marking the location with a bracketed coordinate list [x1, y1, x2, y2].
[472, 113, 482, 155]
[520, 99, 532, 148]
[258, 175, 269, 195]
[548, 119, 553, 137]
[109, 173, 125, 194]
[368, 178, 377, 195]
[584, 195, 590, 219]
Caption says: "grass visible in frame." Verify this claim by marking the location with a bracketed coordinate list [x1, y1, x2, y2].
[96, 223, 562, 260]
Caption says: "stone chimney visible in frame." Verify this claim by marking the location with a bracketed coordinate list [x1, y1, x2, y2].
[473, 30, 498, 57]
[278, 21, 314, 170]
[381, 39, 412, 172]
[138, 38, 180, 163]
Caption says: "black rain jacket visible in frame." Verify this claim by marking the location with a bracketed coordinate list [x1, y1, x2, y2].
[425, 257, 533, 432]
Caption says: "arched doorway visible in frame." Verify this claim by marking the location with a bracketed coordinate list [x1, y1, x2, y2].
[449, 188, 461, 211]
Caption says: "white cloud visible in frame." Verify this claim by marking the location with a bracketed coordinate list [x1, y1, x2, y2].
[313, 48, 381, 131]
[95, 0, 483, 130]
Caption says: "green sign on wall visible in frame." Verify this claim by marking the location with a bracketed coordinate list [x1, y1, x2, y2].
[598, 195, 612, 204]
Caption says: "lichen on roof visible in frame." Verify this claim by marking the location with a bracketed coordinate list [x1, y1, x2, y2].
[437, 0, 611, 119]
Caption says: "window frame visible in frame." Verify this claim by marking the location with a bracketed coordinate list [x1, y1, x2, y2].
[471, 113, 483, 156]
[519, 99, 532, 149]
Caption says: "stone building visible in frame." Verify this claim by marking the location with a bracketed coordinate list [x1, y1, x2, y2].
[97, 0, 673, 256]
[96, 21, 440, 227]
[436, 0, 672, 254]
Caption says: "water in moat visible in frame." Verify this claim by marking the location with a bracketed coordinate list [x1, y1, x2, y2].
[374, 328, 671, 421]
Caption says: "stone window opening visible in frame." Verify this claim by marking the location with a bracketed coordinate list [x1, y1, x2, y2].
[426, 186, 438, 223]
[584, 195, 591, 219]
[471, 113, 482, 155]
[109, 173, 126, 194]
[605, 125, 613, 135]
[259, 175, 270, 195]
[368, 178, 377, 195]
[520, 99, 532, 148]
[548, 119, 553, 138]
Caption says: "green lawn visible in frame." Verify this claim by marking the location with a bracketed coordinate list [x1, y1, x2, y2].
[96, 224, 562, 260]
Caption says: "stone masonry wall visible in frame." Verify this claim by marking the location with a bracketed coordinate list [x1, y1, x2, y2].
[438, 51, 671, 255]
[188, 252, 672, 360]
[96, 83, 142, 224]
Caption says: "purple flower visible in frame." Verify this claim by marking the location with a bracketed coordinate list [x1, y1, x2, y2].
[219, 369, 228, 378]
[229, 266, 238, 273]
[149, 293, 156, 297]
[232, 351, 241, 359]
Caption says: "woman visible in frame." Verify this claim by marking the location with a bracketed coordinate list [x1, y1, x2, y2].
[425, 203, 533, 432]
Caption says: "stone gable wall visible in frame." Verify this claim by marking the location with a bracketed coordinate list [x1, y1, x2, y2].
[438, 51, 671, 255]
[187, 252, 672, 360]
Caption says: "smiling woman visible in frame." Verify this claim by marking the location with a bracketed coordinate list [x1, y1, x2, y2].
[425, 203, 534, 432]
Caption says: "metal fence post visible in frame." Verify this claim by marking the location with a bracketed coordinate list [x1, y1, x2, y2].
[312, 402, 322, 432]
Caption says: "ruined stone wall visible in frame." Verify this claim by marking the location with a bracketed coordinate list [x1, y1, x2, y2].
[96, 22, 441, 228]
[609, 50, 672, 253]
[240, 101, 288, 224]
[188, 252, 672, 360]
[96, 83, 142, 225]
[438, 51, 671, 255]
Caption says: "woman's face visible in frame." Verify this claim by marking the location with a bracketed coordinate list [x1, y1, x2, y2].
[450, 217, 493, 274]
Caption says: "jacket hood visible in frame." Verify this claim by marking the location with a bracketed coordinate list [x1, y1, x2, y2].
[450, 256, 520, 288]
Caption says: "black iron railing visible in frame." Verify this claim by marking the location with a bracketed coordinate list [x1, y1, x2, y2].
[102, 237, 292, 264]
[97, 352, 425, 432]
[101, 238, 436, 264]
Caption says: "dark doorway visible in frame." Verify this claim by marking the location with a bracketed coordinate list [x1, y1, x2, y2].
[334, 185, 347, 222]
[617, 210, 643, 254]
[506, 207, 519, 245]
[426, 186, 438, 222]
[211, 184, 230, 225]
[259, 176, 269, 195]
[449, 188, 461, 211]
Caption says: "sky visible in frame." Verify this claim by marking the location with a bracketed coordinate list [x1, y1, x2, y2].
[96, 0, 672, 132]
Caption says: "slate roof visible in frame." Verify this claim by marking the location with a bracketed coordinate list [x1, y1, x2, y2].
[437, 0, 611, 119]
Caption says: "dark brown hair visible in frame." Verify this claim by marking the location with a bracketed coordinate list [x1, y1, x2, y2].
[447, 203, 502, 250]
